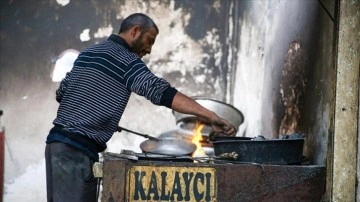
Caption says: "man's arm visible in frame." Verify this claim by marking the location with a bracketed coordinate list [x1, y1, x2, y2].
[171, 92, 236, 136]
[55, 71, 72, 103]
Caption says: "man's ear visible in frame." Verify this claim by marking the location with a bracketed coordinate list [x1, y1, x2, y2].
[130, 25, 141, 38]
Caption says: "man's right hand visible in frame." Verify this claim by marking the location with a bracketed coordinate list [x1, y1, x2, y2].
[210, 116, 236, 136]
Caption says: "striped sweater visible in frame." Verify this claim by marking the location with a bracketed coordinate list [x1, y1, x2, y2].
[52, 34, 177, 146]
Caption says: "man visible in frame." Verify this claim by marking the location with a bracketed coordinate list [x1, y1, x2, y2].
[45, 13, 235, 202]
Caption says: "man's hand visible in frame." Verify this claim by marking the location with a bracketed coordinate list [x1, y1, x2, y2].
[210, 116, 236, 136]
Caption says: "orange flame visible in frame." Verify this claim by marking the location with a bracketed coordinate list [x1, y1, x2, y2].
[192, 123, 206, 157]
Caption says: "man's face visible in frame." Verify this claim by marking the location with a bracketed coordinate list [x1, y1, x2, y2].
[130, 27, 157, 58]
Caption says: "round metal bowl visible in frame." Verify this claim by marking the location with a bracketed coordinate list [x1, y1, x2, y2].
[172, 98, 244, 131]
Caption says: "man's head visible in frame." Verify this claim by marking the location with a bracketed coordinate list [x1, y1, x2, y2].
[118, 13, 159, 58]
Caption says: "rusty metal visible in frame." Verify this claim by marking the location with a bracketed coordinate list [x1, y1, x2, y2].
[101, 154, 325, 202]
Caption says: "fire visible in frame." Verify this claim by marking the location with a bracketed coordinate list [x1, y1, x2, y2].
[192, 123, 206, 157]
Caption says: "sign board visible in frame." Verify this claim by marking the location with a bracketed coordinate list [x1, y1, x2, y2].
[126, 166, 217, 201]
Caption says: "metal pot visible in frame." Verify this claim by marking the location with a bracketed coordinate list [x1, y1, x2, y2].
[158, 129, 215, 156]
[139, 138, 196, 157]
[172, 97, 244, 131]
[117, 126, 196, 156]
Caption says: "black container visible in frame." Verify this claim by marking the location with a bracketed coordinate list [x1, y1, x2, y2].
[212, 138, 304, 165]
[212, 136, 253, 141]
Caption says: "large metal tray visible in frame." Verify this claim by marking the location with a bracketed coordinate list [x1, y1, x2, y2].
[212, 138, 304, 165]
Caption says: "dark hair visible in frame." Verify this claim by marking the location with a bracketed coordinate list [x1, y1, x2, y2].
[118, 13, 159, 34]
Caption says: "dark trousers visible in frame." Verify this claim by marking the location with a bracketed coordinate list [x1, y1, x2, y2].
[45, 142, 98, 202]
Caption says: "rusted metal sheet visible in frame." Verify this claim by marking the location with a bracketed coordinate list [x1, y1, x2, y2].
[101, 155, 326, 202]
[216, 164, 325, 201]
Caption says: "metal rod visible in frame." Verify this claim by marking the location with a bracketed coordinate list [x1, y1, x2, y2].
[116, 126, 159, 141]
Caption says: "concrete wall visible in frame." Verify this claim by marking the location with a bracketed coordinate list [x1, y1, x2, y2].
[0, 0, 335, 201]
[332, 0, 360, 201]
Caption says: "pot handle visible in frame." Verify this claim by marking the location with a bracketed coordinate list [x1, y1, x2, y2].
[116, 126, 159, 141]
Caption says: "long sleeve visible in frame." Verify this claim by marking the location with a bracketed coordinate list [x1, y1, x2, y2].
[124, 59, 177, 108]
